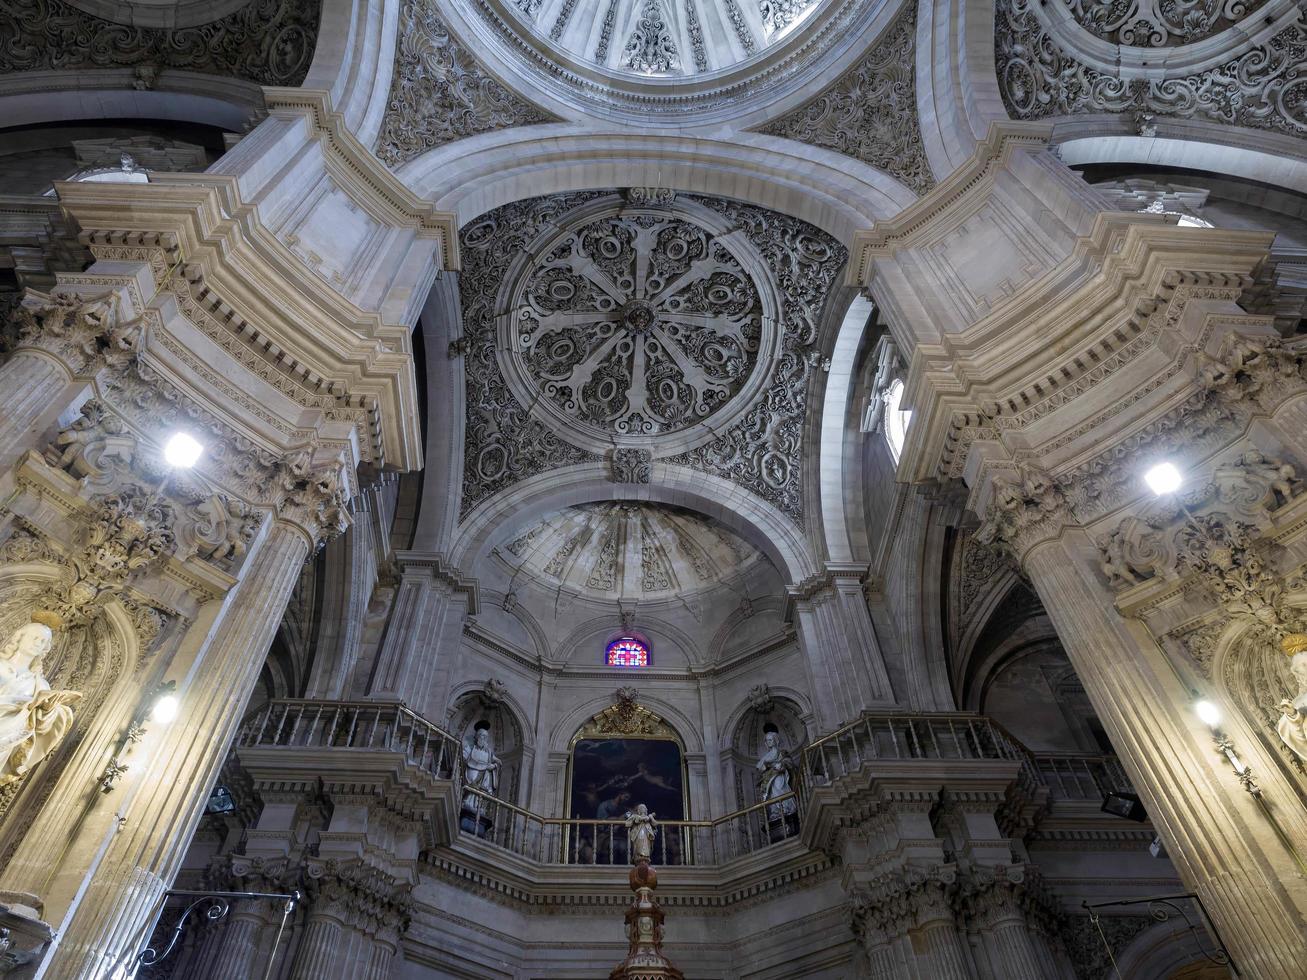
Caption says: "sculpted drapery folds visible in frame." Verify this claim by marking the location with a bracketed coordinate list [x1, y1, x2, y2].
[0, 621, 81, 788]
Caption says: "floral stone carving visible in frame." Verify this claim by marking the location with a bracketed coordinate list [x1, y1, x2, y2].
[0, 0, 319, 85]
[1062, 0, 1272, 47]
[515, 209, 764, 437]
[996, 0, 1307, 139]
[757, 2, 934, 196]
[374, 0, 557, 167]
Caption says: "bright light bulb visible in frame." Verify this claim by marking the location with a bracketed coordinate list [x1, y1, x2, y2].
[1144, 461, 1182, 496]
[1195, 700, 1222, 729]
[163, 432, 203, 469]
[150, 694, 179, 725]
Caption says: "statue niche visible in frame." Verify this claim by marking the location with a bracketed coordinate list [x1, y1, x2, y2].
[448, 682, 525, 837]
[729, 687, 805, 842]
[0, 616, 81, 788]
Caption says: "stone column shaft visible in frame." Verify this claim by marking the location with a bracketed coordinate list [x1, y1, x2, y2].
[368, 574, 467, 718]
[0, 351, 81, 473]
[1022, 534, 1307, 979]
[986, 918, 1043, 980]
[38, 521, 312, 979]
[918, 917, 970, 980]
[288, 914, 344, 980]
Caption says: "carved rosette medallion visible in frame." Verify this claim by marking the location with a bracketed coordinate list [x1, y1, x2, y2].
[502, 197, 774, 450]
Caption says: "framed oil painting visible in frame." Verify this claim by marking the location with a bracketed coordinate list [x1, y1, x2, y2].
[568, 737, 686, 821]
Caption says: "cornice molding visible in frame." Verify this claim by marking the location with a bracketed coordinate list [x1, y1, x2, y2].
[263, 88, 462, 270]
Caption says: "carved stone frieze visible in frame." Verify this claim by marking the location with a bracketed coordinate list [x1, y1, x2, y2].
[303, 857, 414, 934]
[0, 0, 319, 85]
[757, 3, 934, 195]
[996, 0, 1307, 138]
[1061, 914, 1152, 980]
[1062, 0, 1272, 47]
[374, 0, 557, 167]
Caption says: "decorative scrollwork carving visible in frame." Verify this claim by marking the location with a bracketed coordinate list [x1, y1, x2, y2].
[757, 3, 934, 195]
[0, 0, 319, 85]
[611, 448, 653, 484]
[622, 0, 679, 73]
[995, 0, 1307, 139]
[1062, 0, 1271, 47]
[374, 0, 556, 167]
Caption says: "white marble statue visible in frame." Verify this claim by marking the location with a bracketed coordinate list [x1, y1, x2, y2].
[1276, 648, 1307, 763]
[756, 730, 797, 821]
[625, 803, 657, 864]
[461, 725, 502, 814]
[0, 621, 81, 787]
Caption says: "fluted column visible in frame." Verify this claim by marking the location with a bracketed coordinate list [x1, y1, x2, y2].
[39, 519, 316, 977]
[791, 563, 896, 730]
[289, 910, 345, 979]
[0, 351, 79, 472]
[367, 553, 475, 718]
[917, 916, 969, 980]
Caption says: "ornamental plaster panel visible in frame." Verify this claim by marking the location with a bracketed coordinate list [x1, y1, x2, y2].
[756, 0, 935, 196]
[0, 0, 319, 86]
[373, 0, 558, 168]
[995, 0, 1307, 139]
[457, 190, 845, 528]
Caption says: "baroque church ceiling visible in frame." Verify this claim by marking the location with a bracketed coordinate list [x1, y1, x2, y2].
[495, 502, 766, 600]
[456, 188, 846, 526]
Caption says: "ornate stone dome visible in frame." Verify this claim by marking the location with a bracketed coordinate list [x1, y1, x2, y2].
[508, 0, 822, 76]
[495, 502, 765, 600]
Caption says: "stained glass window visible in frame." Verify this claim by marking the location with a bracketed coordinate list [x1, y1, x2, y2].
[606, 637, 650, 667]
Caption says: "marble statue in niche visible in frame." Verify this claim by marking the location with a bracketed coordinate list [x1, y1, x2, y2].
[0, 617, 81, 787]
[625, 803, 658, 864]
[460, 721, 502, 836]
[1276, 636, 1307, 763]
[756, 727, 798, 833]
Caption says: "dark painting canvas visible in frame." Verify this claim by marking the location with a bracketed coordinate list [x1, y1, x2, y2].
[569, 738, 685, 820]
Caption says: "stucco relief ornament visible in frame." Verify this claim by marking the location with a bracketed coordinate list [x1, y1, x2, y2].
[0, 614, 82, 787]
[974, 464, 1071, 560]
[1275, 633, 1307, 763]
[7, 290, 142, 376]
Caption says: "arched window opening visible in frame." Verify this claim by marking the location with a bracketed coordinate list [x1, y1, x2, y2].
[606, 636, 651, 667]
[884, 379, 912, 463]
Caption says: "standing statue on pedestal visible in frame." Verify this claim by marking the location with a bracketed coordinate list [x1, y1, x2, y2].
[0, 616, 81, 787]
[460, 722, 502, 836]
[756, 729, 798, 827]
[625, 803, 657, 864]
[1276, 635, 1307, 763]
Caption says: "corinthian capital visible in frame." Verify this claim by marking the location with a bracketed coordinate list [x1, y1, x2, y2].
[974, 464, 1073, 561]
[276, 453, 353, 547]
[7, 288, 142, 377]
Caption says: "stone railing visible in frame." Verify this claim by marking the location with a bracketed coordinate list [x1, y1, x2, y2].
[459, 785, 800, 867]
[1032, 752, 1133, 802]
[239, 698, 462, 785]
[800, 712, 1041, 795]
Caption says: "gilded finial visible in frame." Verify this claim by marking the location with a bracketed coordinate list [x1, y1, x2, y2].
[30, 610, 63, 631]
[1281, 633, 1307, 657]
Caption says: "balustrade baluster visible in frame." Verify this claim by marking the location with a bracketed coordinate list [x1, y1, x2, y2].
[254, 704, 271, 744]
[368, 706, 381, 748]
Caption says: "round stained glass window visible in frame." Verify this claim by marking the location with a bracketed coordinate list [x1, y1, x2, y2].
[606, 637, 651, 667]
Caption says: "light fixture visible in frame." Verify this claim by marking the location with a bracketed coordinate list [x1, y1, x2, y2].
[1195, 699, 1222, 729]
[1144, 461, 1183, 496]
[150, 694, 179, 724]
[163, 432, 203, 469]
[1101, 791, 1148, 822]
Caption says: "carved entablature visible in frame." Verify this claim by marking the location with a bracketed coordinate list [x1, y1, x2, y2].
[973, 464, 1072, 561]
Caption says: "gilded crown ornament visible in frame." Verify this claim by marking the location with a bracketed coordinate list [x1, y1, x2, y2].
[29, 610, 64, 631]
[1281, 634, 1307, 657]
